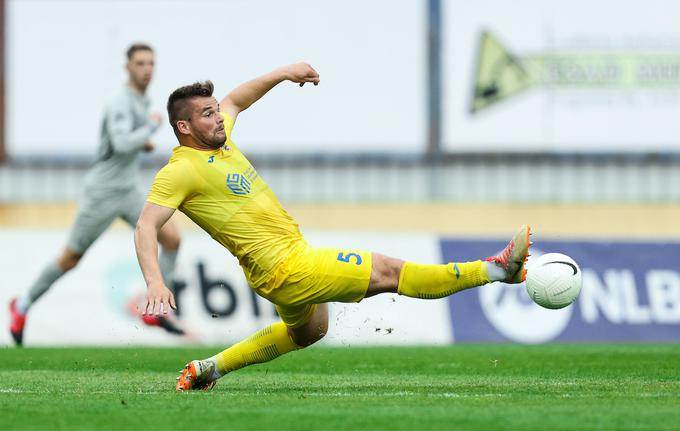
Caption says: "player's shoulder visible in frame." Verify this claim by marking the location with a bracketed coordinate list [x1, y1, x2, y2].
[152, 157, 197, 194]
[103, 87, 135, 113]
[161, 150, 193, 173]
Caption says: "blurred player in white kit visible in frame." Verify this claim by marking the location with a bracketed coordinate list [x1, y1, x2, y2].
[8, 43, 183, 345]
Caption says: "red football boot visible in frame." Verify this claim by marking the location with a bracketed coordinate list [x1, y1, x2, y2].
[485, 225, 532, 283]
[141, 314, 186, 336]
[9, 298, 27, 346]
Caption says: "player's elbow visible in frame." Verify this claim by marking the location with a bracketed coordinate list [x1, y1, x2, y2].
[110, 135, 139, 154]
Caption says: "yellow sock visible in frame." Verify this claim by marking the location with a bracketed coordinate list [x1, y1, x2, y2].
[397, 260, 490, 299]
[212, 321, 301, 375]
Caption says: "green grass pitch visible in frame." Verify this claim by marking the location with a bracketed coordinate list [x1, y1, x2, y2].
[1, 344, 679, 431]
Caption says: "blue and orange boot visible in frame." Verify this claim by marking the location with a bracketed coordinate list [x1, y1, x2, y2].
[176, 360, 218, 391]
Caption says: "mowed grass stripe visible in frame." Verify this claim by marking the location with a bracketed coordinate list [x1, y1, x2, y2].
[1, 345, 679, 431]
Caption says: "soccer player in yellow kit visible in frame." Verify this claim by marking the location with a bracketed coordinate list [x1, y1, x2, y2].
[134, 63, 531, 391]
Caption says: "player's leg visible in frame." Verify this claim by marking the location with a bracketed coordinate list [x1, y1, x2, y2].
[9, 247, 83, 345]
[9, 198, 116, 345]
[175, 304, 325, 391]
[211, 304, 325, 373]
[366, 224, 531, 299]
[15, 247, 82, 309]
[176, 245, 368, 388]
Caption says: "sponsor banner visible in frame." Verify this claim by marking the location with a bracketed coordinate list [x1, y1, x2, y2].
[442, 238, 680, 343]
[0, 229, 451, 346]
[444, 0, 680, 152]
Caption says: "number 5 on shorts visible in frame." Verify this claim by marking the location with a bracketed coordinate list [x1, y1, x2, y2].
[337, 252, 362, 265]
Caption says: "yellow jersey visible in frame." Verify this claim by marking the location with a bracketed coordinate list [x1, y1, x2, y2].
[147, 113, 306, 288]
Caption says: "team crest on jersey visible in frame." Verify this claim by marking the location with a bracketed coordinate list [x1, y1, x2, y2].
[226, 166, 258, 195]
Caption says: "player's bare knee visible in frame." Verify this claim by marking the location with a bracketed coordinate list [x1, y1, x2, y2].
[315, 317, 329, 341]
[289, 328, 313, 347]
[291, 305, 328, 347]
[293, 327, 326, 347]
[160, 233, 181, 251]
[307, 306, 329, 344]
[371, 253, 404, 289]
[57, 250, 82, 272]
[158, 225, 181, 250]
[386, 258, 404, 286]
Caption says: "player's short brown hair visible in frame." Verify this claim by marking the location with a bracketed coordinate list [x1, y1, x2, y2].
[167, 81, 215, 138]
[126, 43, 153, 60]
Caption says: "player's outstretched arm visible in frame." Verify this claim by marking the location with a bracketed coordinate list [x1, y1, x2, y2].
[134, 202, 177, 315]
[220, 62, 320, 120]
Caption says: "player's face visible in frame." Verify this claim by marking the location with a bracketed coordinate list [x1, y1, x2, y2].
[127, 50, 154, 91]
[188, 97, 226, 148]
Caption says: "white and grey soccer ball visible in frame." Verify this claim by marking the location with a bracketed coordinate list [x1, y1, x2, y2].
[525, 253, 582, 310]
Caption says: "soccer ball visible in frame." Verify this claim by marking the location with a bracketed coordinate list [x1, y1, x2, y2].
[525, 253, 582, 309]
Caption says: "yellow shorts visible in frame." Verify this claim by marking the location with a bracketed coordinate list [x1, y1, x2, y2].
[256, 245, 372, 328]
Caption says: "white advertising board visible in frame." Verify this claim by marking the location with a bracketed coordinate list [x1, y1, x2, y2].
[0, 229, 452, 346]
[7, 0, 425, 157]
[443, 0, 680, 152]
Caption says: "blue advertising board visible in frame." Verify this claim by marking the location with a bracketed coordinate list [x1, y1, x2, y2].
[441, 239, 680, 343]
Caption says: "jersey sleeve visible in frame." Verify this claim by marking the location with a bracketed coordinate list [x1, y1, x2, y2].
[147, 160, 194, 209]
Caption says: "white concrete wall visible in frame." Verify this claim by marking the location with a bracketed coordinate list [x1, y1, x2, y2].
[7, 0, 426, 157]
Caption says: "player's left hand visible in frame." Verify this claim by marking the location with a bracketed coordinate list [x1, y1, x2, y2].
[143, 283, 177, 316]
[283, 62, 320, 87]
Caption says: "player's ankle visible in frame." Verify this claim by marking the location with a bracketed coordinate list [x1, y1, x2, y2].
[16, 297, 30, 314]
[205, 357, 225, 381]
[485, 261, 507, 282]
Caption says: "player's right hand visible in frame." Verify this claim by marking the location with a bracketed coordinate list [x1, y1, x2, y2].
[143, 283, 177, 316]
[283, 62, 320, 87]
[149, 112, 163, 126]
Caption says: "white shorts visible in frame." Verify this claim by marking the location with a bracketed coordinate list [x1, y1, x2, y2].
[66, 188, 145, 254]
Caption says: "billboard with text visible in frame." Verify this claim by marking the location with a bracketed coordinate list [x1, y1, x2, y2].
[442, 238, 680, 342]
[444, 0, 680, 152]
